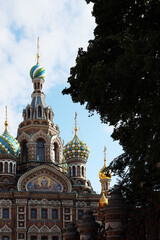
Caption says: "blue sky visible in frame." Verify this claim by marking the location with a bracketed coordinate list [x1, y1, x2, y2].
[0, 0, 123, 193]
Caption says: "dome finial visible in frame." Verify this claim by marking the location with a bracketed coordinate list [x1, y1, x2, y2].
[4, 106, 8, 132]
[74, 112, 78, 136]
[37, 37, 40, 64]
[104, 145, 107, 167]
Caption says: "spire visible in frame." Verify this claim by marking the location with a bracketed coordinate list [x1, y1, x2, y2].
[37, 37, 40, 64]
[104, 145, 107, 167]
[4, 106, 8, 132]
[74, 112, 78, 136]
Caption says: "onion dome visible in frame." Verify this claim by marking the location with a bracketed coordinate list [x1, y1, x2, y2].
[30, 64, 46, 79]
[30, 38, 46, 80]
[99, 146, 112, 180]
[0, 109, 20, 157]
[63, 135, 90, 161]
[99, 191, 108, 208]
[63, 113, 90, 161]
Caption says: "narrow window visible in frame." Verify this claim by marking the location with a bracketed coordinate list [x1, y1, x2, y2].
[38, 106, 42, 117]
[4, 162, 8, 173]
[73, 166, 76, 177]
[28, 108, 30, 119]
[37, 140, 44, 162]
[82, 166, 84, 177]
[78, 210, 83, 220]
[41, 209, 47, 219]
[52, 209, 58, 219]
[21, 141, 28, 163]
[0, 162, 3, 172]
[3, 209, 9, 218]
[77, 166, 80, 177]
[69, 167, 71, 177]
[9, 163, 12, 173]
[31, 209, 37, 219]
[53, 142, 59, 162]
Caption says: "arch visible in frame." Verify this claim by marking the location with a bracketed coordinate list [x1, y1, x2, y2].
[0, 225, 12, 232]
[28, 225, 39, 233]
[17, 164, 72, 193]
[39, 225, 50, 233]
[37, 139, 45, 162]
[50, 225, 61, 233]
[31, 130, 50, 144]
[42, 121, 48, 125]
[3, 177, 10, 183]
[18, 132, 30, 144]
[20, 123, 25, 128]
[20, 140, 28, 163]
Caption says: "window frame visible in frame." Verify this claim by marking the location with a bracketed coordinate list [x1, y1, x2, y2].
[31, 208, 37, 219]
[3, 208, 9, 219]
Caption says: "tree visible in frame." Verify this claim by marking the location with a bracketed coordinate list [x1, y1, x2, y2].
[62, 0, 160, 203]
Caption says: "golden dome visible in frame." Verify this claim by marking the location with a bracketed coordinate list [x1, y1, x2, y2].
[99, 191, 108, 208]
[99, 146, 112, 180]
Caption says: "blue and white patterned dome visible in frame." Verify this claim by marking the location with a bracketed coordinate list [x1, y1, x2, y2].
[63, 134, 90, 161]
[30, 64, 46, 80]
[0, 130, 20, 157]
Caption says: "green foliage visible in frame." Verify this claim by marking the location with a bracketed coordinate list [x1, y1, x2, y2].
[62, 0, 160, 203]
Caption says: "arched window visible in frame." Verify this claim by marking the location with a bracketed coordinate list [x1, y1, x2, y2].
[53, 142, 59, 162]
[69, 167, 71, 177]
[73, 166, 76, 177]
[9, 163, 12, 173]
[5, 162, 8, 173]
[21, 141, 28, 163]
[38, 106, 42, 118]
[38, 82, 40, 89]
[82, 166, 84, 177]
[0, 162, 3, 172]
[77, 166, 80, 177]
[37, 140, 45, 162]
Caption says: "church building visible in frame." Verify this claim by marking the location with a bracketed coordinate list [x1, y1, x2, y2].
[0, 43, 100, 240]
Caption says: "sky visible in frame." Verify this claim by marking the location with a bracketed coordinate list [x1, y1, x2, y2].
[0, 0, 123, 193]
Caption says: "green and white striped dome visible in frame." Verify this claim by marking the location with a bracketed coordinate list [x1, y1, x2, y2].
[30, 64, 46, 79]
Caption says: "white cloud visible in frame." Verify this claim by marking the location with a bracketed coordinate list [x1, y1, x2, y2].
[0, 0, 95, 137]
[103, 124, 114, 135]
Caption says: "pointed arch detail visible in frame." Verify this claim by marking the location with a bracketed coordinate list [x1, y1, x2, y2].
[31, 130, 51, 143]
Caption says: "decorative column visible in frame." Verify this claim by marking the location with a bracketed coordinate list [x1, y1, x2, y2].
[103, 189, 128, 240]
